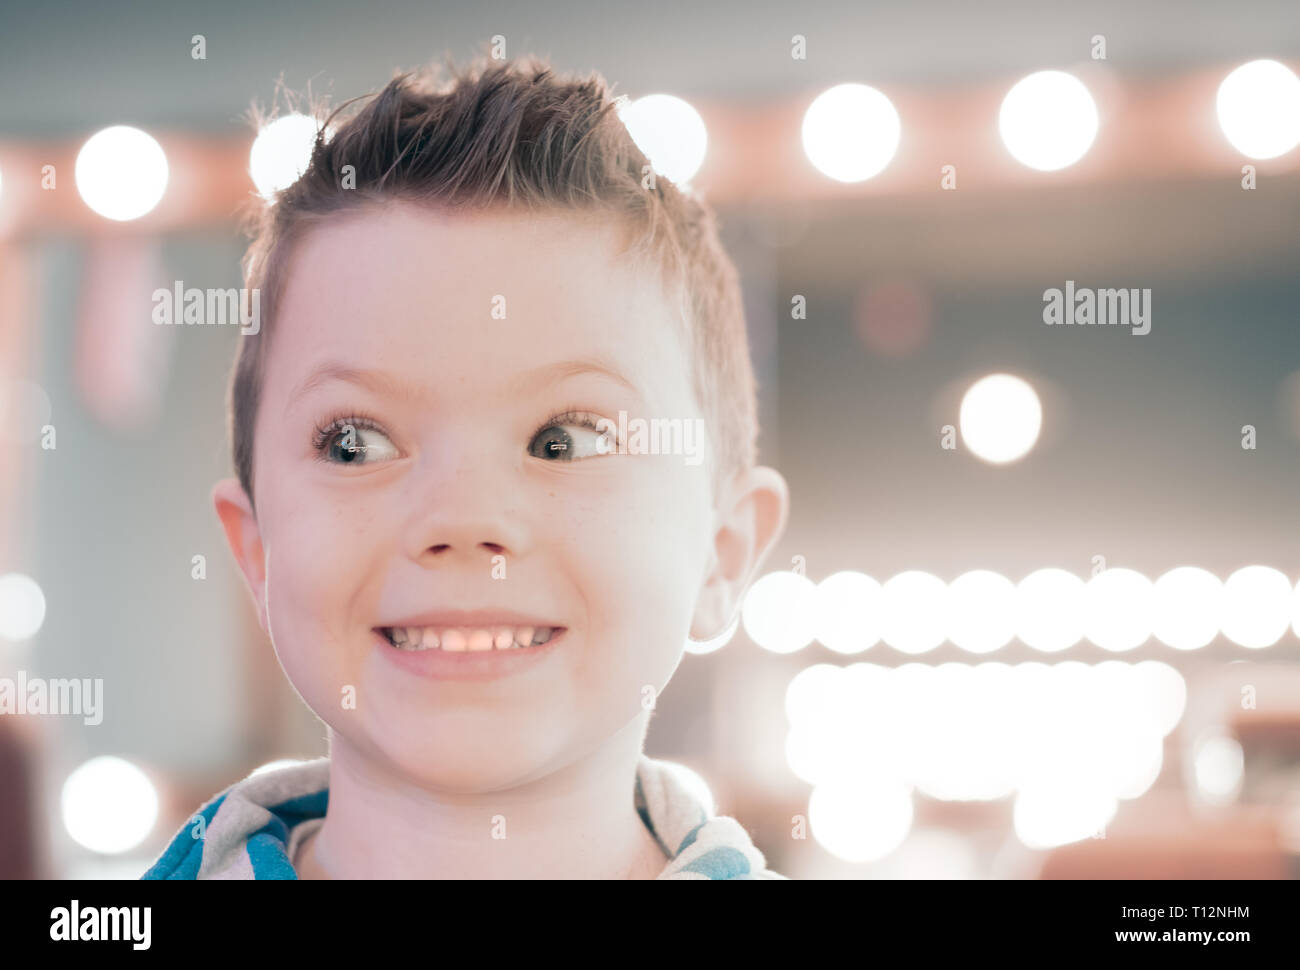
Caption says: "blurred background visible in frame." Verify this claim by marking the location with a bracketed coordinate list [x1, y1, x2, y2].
[2, 0, 1300, 879]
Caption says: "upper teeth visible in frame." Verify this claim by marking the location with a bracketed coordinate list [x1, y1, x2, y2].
[386, 626, 557, 651]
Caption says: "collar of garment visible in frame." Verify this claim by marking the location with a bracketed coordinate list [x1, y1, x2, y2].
[142, 754, 785, 880]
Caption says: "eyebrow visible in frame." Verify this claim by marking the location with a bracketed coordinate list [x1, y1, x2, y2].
[287, 354, 642, 408]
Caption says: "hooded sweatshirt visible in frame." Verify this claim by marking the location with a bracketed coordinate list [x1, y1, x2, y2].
[141, 754, 786, 880]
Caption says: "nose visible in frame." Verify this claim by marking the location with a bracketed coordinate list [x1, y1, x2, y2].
[402, 434, 531, 567]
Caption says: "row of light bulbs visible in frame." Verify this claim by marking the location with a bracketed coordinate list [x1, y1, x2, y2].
[719, 564, 1300, 655]
[801, 58, 1300, 179]
[2, 59, 1295, 224]
[789, 658, 1194, 859]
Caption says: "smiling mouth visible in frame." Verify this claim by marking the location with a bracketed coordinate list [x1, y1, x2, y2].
[377, 625, 565, 652]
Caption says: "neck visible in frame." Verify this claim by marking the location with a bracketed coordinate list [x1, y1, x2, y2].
[301, 715, 667, 879]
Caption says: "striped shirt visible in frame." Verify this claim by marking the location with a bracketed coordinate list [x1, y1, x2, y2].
[142, 754, 787, 880]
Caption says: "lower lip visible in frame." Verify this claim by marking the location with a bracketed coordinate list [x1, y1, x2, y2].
[375, 628, 566, 681]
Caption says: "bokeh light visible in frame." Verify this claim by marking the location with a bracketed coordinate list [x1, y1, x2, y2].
[959, 373, 1043, 464]
[814, 570, 882, 654]
[809, 776, 914, 862]
[1192, 732, 1244, 804]
[0, 573, 46, 641]
[946, 570, 1017, 653]
[742, 570, 818, 653]
[1221, 565, 1292, 648]
[1013, 780, 1116, 848]
[1152, 566, 1223, 650]
[1131, 660, 1188, 738]
[1083, 568, 1153, 652]
[1216, 59, 1300, 159]
[249, 113, 323, 198]
[784, 662, 843, 726]
[75, 125, 169, 220]
[879, 571, 948, 653]
[617, 93, 708, 185]
[999, 70, 1099, 171]
[62, 757, 159, 854]
[802, 83, 901, 182]
[1015, 568, 1085, 652]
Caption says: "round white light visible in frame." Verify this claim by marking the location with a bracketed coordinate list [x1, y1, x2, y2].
[249, 113, 323, 198]
[815, 571, 882, 654]
[786, 721, 871, 788]
[617, 94, 708, 185]
[879, 571, 948, 654]
[809, 777, 913, 862]
[1131, 660, 1187, 738]
[742, 570, 819, 653]
[1083, 568, 1153, 652]
[911, 663, 1017, 801]
[1013, 779, 1115, 849]
[784, 663, 843, 726]
[62, 757, 159, 854]
[1106, 727, 1166, 801]
[801, 83, 901, 183]
[1216, 59, 1300, 160]
[1221, 565, 1292, 648]
[947, 570, 1017, 653]
[1152, 567, 1223, 650]
[1192, 732, 1243, 803]
[75, 125, 169, 221]
[999, 70, 1099, 171]
[959, 373, 1043, 464]
[0, 573, 46, 641]
[1015, 568, 1085, 652]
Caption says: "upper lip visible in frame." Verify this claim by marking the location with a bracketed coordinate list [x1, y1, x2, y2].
[377, 609, 565, 630]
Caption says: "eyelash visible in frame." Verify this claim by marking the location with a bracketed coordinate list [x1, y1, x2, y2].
[312, 413, 385, 459]
[310, 407, 615, 459]
[542, 407, 612, 440]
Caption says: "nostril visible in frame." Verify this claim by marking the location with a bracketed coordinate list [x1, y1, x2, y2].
[423, 543, 505, 556]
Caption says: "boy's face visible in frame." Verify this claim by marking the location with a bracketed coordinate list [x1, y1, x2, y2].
[229, 203, 723, 791]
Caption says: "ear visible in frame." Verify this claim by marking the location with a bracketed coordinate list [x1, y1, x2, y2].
[690, 465, 790, 641]
[212, 477, 269, 633]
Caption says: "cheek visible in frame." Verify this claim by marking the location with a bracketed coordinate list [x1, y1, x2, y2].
[565, 466, 711, 700]
[258, 478, 390, 692]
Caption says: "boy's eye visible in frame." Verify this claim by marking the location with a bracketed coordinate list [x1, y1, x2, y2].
[528, 421, 612, 461]
[320, 423, 399, 465]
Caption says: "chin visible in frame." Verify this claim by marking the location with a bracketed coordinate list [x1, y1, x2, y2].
[365, 725, 568, 794]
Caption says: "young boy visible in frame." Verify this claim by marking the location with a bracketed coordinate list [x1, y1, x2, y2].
[143, 53, 790, 880]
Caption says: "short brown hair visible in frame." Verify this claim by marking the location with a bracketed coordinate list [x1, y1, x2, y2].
[231, 53, 757, 505]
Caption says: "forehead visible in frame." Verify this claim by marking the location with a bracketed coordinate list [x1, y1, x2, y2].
[264, 202, 693, 410]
